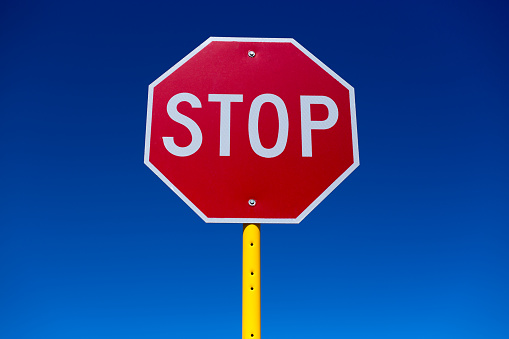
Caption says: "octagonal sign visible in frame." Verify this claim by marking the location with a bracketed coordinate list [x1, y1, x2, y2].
[145, 37, 359, 223]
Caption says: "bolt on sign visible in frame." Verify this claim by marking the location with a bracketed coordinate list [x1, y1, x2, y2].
[145, 37, 359, 223]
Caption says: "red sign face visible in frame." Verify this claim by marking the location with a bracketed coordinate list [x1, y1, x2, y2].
[145, 37, 358, 223]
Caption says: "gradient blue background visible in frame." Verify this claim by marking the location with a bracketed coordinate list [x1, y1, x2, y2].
[1, 1, 508, 338]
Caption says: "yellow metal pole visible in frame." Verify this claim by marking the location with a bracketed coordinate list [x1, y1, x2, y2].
[243, 223, 261, 339]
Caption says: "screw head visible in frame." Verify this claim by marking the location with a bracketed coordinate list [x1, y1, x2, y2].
[248, 199, 256, 206]
[248, 50, 255, 58]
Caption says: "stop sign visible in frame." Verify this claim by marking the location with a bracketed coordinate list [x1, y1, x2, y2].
[145, 37, 359, 223]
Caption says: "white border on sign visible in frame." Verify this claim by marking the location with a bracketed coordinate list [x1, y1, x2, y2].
[144, 37, 359, 224]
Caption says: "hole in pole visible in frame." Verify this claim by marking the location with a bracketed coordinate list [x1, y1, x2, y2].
[251, 271, 254, 275]
[250, 243, 253, 246]
[251, 334, 254, 337]
[250, 287, 254, 290]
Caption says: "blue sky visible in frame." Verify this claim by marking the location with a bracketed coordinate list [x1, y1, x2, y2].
[1, 1, 508, 338]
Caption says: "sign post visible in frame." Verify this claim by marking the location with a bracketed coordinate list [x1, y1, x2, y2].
[145, 37, 358, 337]
[243, 224, 261, 339]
